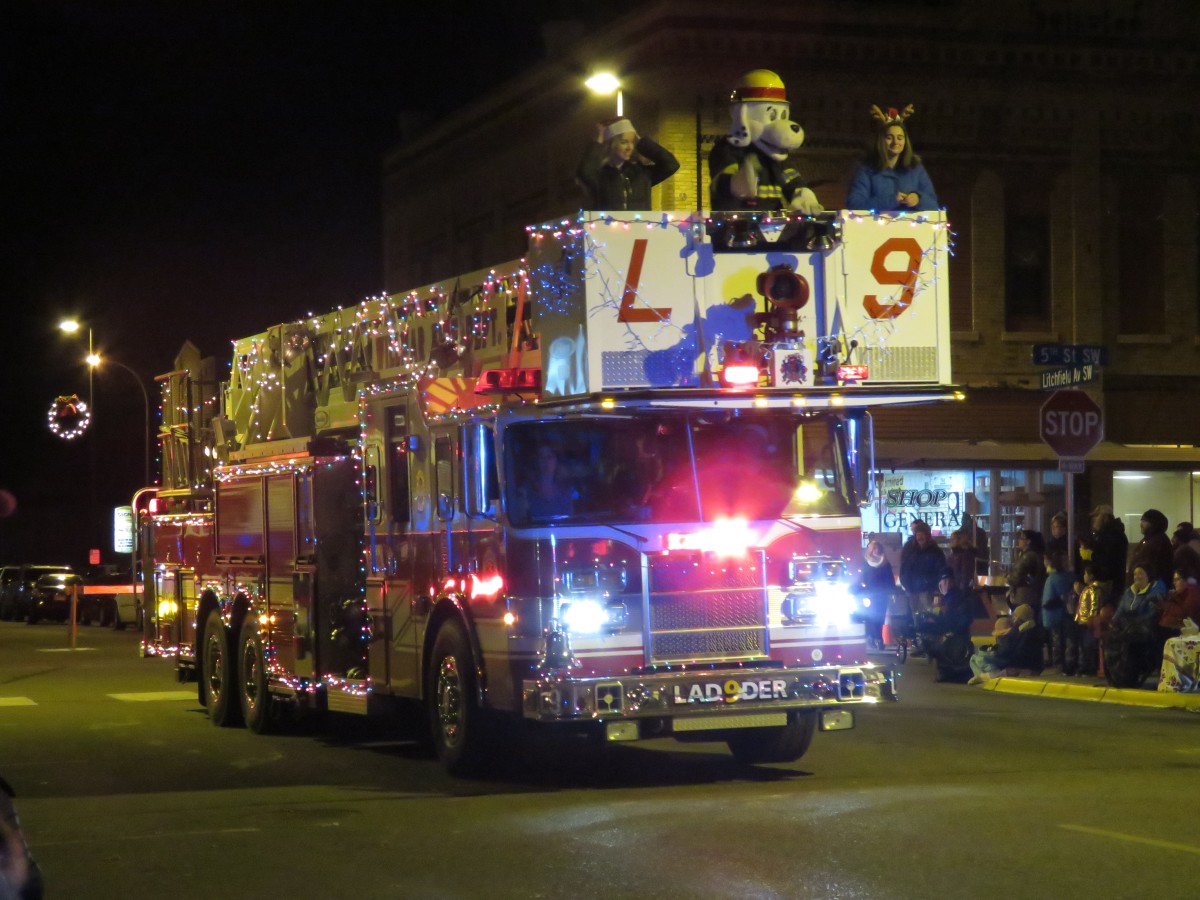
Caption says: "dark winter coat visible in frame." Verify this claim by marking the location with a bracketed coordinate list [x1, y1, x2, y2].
[1129, 509, 1174, 586]
[576, 137, 680, 211]
[708, 138, 808, 211]
[1090, 519, 1129, 591]
[899, 537, 946, 595]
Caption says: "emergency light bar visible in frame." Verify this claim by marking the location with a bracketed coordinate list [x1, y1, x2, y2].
[720, 344, 762, 388]
[837, 365, 869, 382]
[476, 368, 541, 394]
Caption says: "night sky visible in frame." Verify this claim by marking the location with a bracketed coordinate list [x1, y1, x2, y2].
[0, 0, 605, 566]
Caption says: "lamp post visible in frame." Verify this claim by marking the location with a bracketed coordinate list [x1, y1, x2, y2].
[584, 72, 622, 117]
[90, 355, 152, 488]
[58, 319, 93, 410]
[58, 318, 100, 566]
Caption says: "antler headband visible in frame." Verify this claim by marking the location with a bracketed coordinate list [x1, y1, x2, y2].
[869, 103, 915, 126]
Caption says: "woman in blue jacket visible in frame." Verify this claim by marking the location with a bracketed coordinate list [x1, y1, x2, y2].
[846, 105, 939, 213]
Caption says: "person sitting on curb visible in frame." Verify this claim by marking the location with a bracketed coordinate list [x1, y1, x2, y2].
[1103, 564, 1167, 688]
[968, 604, 1044, 686]
[1157, 568, 1200, 646]
[967, 615, 1015, 684]
[1008, 603, 1045, 673]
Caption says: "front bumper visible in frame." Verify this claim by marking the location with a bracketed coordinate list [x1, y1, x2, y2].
[522, 663, 895, 722]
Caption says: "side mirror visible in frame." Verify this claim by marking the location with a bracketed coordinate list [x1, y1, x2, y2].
[462, 423, 498, 518]
[849, 412, 874, 508]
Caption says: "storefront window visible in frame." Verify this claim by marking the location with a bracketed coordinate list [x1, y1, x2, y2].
[865, 467, 1065, 576]
[1113, 471, 1198, 537]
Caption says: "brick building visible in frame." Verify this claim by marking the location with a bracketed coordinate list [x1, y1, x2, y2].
[383, 0, 1200, 569]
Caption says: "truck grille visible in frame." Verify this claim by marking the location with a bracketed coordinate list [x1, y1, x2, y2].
[647, 553, 767, 663]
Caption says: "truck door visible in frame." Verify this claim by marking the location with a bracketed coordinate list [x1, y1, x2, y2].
[367, 404, 420, 695]
[311, 454, 366, 678]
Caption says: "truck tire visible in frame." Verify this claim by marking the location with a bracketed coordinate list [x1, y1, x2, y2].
[237, 619, 275, 734]
[201, 609, 241, 727]
[428, 619, 490, 775]
[726, 710, 817, 765]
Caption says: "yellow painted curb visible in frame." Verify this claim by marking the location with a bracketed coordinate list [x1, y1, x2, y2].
[1042, 682, 1104, 701]
[991, 678, 1045, 695]
[984, 677, 1200, 710]
[1101, 689, 1189, 709]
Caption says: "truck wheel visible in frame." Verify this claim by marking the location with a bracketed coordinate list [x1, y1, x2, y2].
[428, 620, 489, 775]
[238, 619, 275, 734]
[201, 609, 241, 727]
[727, 710, 817, 765]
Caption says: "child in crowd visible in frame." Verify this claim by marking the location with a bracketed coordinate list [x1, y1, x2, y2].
[1041, 549, 1074, 669]
[1065, 563, 1107, 676]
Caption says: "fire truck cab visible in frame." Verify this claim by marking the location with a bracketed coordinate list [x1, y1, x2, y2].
[141, 209, 955, 773]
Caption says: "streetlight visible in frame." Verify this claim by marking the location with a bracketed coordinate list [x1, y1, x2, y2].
[90, 354, 152, 489]
[585, 72, 622, 117]
[58, 319, 94, 410]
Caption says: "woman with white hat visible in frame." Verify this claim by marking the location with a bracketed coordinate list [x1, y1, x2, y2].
[576, 117, 679, 211]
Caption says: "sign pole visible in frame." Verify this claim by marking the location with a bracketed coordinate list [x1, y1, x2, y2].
[1065, 472, 1076, 576]
[69, 583, 78, 651]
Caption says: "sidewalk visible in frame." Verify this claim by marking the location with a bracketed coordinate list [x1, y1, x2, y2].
[979, 671, 1200, 711]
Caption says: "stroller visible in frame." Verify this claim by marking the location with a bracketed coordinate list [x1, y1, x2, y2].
[886, 590, 919, 663]
[891, 589, 974, 681]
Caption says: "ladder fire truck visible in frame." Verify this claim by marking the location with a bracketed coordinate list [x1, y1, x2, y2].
[140, 209, 955, 773]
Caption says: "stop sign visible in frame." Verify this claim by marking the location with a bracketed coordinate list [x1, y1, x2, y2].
[1040, 389, 1103, 457]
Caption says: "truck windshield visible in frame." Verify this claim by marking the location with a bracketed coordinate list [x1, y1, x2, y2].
[503, 412, 855, 526]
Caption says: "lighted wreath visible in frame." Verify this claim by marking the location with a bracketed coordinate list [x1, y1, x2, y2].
[48, 394, 91, 440]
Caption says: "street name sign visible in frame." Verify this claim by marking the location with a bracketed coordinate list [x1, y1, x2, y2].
[1039, 363, 1098, 390]
[1031, 343, 1108, 367]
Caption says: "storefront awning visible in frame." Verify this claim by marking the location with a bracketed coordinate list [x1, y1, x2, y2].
[874, 440, 1200, 469]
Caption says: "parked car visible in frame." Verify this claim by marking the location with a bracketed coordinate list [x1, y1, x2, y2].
[0, 566, 19, 619]
[84, 566, 138, 629]
[0, 565, 74, 622]
[27, 572, 86, 624]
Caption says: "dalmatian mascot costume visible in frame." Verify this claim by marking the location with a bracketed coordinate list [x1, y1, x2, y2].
[708, 69, 823, 214]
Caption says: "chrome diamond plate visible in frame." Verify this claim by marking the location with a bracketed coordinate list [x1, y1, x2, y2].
[647, 554, 768, 663]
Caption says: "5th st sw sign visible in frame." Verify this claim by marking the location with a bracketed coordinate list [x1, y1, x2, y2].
[1039, 389, 1103, 458]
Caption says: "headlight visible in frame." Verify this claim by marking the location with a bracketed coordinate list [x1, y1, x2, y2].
[561, 598, 627, 635]
[781, 582, 855, 626]
[813, 581, 855, 624]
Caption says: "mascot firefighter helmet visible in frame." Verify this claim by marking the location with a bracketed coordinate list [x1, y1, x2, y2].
[709, 69, 822, 214]
[726, 69, 804, 159]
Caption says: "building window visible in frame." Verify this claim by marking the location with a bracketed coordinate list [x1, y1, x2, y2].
[1004, 179, 1051, 332]
[937, 168, 972, 331]
[1117, 177, 1165, 334]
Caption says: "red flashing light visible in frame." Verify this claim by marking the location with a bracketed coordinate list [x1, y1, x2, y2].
[721, 343, 762, 388]
[722, 364, 761, 388]
[837, 364, 869, 382]
[665, 519, 756, 556]
[469, 572, 505, 600]
[476, 367, 541, 394]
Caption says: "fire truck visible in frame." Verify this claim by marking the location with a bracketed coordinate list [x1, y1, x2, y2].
[140, 209, 955, 773]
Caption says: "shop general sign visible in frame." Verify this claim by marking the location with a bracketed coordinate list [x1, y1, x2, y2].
[881, 487, 965, 531]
